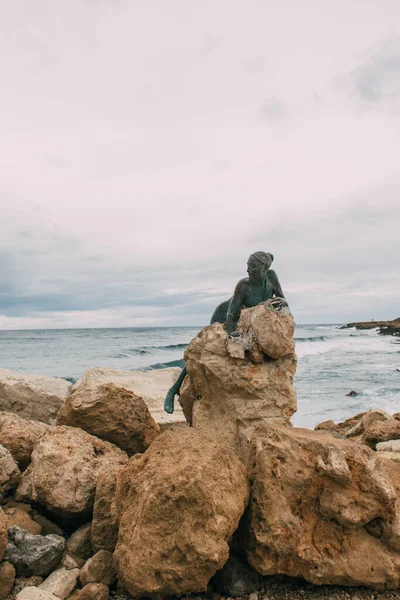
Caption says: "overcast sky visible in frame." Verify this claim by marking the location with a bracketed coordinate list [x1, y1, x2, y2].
[1, 0, 400, 329]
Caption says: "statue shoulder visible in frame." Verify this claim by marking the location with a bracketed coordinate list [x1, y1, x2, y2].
[267, 269, 277, 281]
[233, 277, 249, 293]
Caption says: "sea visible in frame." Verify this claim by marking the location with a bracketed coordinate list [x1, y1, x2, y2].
[0, 324, 399, 429]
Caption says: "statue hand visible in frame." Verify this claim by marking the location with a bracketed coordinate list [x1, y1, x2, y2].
[270, 297, 287, 310]
[228, 331, 241, 338]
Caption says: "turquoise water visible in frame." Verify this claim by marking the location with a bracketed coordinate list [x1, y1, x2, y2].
[0, 325, 399, 428]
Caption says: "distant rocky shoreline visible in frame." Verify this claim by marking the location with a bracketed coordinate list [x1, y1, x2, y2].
[342, 317, 400, 337]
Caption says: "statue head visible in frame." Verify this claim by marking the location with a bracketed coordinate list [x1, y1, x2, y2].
[247, 251, 274, 283]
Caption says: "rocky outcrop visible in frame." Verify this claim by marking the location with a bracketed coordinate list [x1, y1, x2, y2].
[184, 304, 296, 459]
[91, 469, 121, 553]
[72, 367, 185, 431]
[0, 412, 48, 469]
[57, 383, 160, 455]
[16, 426, 127, 516]
[343, 318, 400, 337]
[315, 410, 400, 450]
[0, 369, 71, 425]
[4, 526, 65, 577]
[242, 423, 400, 589]
[0, 443, 21, 497]
[114, 428, 249, 597]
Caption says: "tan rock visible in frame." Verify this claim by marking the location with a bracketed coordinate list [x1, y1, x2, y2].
[114, 428, 249, 597]
[0, 444, 20, 497]
[5, 508, 42, 535]
[30, 513, 63, 537]
[60, 551, 85, 570]
[242, 423, 400, 589]
[72, 366, 185, 430]
[378, 451, 400, 465]
[234, 300, 295, 359]
[91, 469, 120, 553]
[16, 426, 127, 516]
[346, 409, 392, 438]
[67, 523, 93, 560]
[11, 576, 44, 596]
[185, 321, 296, 459]
[69, 583, 109, 600]
[57, 383, 160, 455]
[0, 412, 48, 469]
[0, 561, 15, 600]
[0, 369, 71, 425]
[38, 567, 79, 599]
[377, 439, 400, 452]
[362, 419, 400, 448]
[0, 507, 7, 561]
[15, 589, 59, 600]
[80, 550, 115, 586]
[314, 419, 338, 432]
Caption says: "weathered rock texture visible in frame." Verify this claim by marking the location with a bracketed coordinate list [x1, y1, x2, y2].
[15, 589, 60, 600]
[184, 311, 296, 459]
[4, 526, 65, 577]
[229, 299, 295, 360]
[80, 550, 115, 586]
[242, 424, 400, 589]
[57, 383, 159, 455]
[72, 367, 185, 430]
[5, 507, 42, 535]
[16, 426, 127, 516]
[0, 412, 48, 469]
[114, 428, 249, 597]
[0, 561, 16, 600]
[0, 443, 20, 497]
[38, 567, 79, 599]
[70, 583, 110, 600]
[0, 369, 71, 424]
[66, 523, 93, 560]
[0, 508, 8, 561]
[91, 469, 120, 553]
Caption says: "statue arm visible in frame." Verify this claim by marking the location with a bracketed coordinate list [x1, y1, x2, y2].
[269, 270, 288, 309]
[270, 270, 285, 298]
[226, 280, 245, 335]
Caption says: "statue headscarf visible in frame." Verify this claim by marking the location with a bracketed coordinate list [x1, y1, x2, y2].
[249, 251, 274, 267]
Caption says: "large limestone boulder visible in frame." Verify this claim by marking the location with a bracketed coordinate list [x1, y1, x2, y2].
[72, 367, 185, 430]
[242, 423, 400, 589]
[0, 443, 21, 497]
[16, 426, 127, 516]
[184, 319, 296, 460]
[57, 383, 160, 455]
[114, 428, 249, 597]
[0, 412, 49, 469]
[0, 369, 71, 425]
[91, 468, 121, 553]
[231, 299, 295, 360]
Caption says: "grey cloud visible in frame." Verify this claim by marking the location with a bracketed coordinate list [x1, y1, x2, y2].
[350, 37, 400, 108]
[259, 97, 288, 121]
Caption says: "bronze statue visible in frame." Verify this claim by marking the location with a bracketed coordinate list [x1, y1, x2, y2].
[164, 251, 287, 414]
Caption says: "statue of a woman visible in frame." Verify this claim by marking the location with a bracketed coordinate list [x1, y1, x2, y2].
[164, 251, 287, 414]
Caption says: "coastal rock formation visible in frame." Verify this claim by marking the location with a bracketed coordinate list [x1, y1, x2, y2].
[242, 423, 400, 589]
[91, 468, 121, 553]
[0, 369, 71, 425]
[184, 308, 296, 459]
[0, 443, 21, 497]
[0, 412, 48, 469]
[16, 426, 127, 516]
[57, 383, 160, 455]
[4, 526, 65, 577]
[114, 428, 249, 597]
[72, 367, 185, 431]
[343, 318, 400, 337]
[231, 299, 295, 360]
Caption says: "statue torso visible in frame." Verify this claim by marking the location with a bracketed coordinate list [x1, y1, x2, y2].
[242, 274, 275, 308]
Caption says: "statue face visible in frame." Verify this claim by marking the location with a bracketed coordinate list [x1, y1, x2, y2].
[247, 256, 269, 283]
